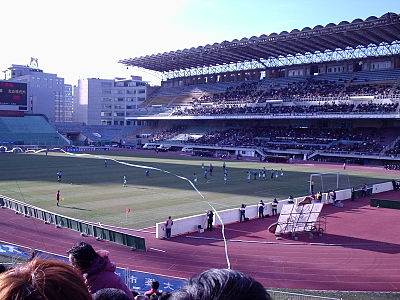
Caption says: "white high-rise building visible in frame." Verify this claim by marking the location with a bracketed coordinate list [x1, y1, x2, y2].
[73, 76, 147, 125]
[7, 64, 72, 123]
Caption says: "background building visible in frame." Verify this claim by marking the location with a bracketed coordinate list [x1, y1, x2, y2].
[73, 76, 147, 125]
[7, 64, 72, 123]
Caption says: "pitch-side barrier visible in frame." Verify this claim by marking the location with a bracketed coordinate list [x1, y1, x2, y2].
[0, 195, 146, 251]
[155, 181, 394, 239]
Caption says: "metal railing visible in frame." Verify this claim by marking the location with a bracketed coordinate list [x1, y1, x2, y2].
[0, 195, 146, 251]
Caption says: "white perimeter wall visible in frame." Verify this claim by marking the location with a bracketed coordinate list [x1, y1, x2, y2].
[155, 181, 395, 239]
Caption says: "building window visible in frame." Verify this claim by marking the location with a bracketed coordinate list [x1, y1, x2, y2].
[111, 90, 124, 94]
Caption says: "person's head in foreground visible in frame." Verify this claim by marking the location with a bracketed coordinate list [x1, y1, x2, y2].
[170, 268, 271, 300]
[0, 257, 92, 300]
[67, 241, 100, 270]
[93, 288, 131, 300]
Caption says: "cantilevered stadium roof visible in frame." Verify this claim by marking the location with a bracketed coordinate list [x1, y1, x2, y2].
[119, 13, 400, 72]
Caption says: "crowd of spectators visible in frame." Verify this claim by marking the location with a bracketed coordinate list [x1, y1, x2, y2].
[0, 242, 271, 300]
[191, 78, 400, 106]
[150, 126, 185, 142]
[195, 81, 263, 104]
[345, 84, 393, 96]
[186, 126, 393, 155]
[353, 103, 398, 113]
[384, 163, 400, 170]
[327, 142, 386, 154]
[172, 102, 398, 117]
[385, 139, 400, 156]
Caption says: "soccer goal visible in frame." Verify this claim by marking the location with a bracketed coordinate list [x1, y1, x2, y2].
[309, 172, 350, 193]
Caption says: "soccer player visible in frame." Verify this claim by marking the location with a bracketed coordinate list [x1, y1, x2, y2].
[57, 170, 63, 182]
[193, 173, 198, 183]
[123, 176, 127, 187]
[224, 173, 227, 184]
[145, 170, 150, 176]
[104, 159, 108, 167]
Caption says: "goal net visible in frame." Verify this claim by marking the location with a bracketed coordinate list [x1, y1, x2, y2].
[309, 172, 350, 193]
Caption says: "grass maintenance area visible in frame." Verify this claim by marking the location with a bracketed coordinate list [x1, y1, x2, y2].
[0, 151, 394, 229]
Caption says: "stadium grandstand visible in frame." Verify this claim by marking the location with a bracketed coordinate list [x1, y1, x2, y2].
[118, 12, 400, 165]
[0, 115, 69, 147]
[0, 80, 69, 147]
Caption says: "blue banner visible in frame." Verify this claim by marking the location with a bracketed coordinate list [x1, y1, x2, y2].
[0, 244, 30, 259]
[0, 243, 185, 293]
[118, 268, 184, 293]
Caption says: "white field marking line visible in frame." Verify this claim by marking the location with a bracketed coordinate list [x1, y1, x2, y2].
[30, 148, 234, 269]
[149, 247, 166, 253]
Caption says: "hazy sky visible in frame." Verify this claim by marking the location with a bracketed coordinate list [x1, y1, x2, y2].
[1, 0, 399, 86]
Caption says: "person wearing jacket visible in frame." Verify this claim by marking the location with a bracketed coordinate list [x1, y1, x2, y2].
[67, 242, 133, 300]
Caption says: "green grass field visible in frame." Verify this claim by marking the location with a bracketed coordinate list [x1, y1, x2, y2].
[0, 151, 394, 229]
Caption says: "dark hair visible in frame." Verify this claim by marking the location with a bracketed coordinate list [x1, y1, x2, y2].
[149, 294, 159, 300]
[151, 281, 160, 290]
[131, 291, 139, 297]
[0, 257, 92, 300]
[158, 292, 172, 300]
[0, 264, 7, 273]
[93, 288, 131, 300]
[66, 242, 99, 269]
[170, 268, 271, 300]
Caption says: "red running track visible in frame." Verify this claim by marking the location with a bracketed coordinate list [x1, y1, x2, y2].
[1, 189, 400, 292]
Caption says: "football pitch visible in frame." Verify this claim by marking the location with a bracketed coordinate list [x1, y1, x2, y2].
[0, 151, 394, 229]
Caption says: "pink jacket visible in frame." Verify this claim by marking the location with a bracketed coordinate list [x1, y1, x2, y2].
[82, 252, 133, 300]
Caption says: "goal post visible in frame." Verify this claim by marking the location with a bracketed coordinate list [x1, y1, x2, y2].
[309, 172, 350, 193]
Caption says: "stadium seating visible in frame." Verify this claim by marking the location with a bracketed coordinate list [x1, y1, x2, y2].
[0, 116, 68, 146]
[54, 123, 139, 144]
[145, 68, 400, 108]
[172, 102, 398, 116]
[151, 125, 398, 156]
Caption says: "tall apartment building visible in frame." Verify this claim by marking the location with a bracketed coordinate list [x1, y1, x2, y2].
[73, 76, 147, 125]
[58, 84, 73, 122]
[7, 64, 73, 123]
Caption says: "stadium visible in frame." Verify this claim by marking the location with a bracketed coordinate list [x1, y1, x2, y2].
[1, 12, 400, 300]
